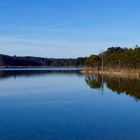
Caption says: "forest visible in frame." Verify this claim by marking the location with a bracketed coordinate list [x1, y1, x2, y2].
[0, 46, 140, 68]
[85, 46, 140, 69]
[0, 54, 86, 67]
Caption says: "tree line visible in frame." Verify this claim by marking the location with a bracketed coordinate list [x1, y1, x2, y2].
[85, 46, 140, 69]
[1, 46, 139, 68]
[0, 54, 87, 67]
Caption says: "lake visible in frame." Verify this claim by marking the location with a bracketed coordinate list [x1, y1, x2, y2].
[0, 68, 140, 140]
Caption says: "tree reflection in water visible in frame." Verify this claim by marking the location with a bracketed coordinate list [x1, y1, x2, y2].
[0, 69, 82, 80]
[85, 74, 140, 101]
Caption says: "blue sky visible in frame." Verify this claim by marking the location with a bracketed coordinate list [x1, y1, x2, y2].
[0, 0, 140, 58]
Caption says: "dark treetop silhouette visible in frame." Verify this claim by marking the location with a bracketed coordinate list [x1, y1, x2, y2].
[0, 54, 87, 67]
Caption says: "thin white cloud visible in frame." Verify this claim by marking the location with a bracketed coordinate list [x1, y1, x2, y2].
[0, 45, 87, 58]
[0, 36, 99, 49]
[1, 24, 138, 38]
[0, 35, 103, 57]
[13, 18, 81, 33]
[18, 26, 78, 33]
[0, 36, 63, 46]
[0, 34, 138, 58]
[0, 35, 94, 47]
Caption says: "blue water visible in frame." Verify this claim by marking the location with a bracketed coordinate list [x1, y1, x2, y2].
[0, 68, 140, 140]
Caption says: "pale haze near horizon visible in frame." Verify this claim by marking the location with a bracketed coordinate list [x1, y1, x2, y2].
[0, 0, 140, 58]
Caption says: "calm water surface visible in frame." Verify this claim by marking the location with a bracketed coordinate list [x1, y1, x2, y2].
[0, 68, 140, 140]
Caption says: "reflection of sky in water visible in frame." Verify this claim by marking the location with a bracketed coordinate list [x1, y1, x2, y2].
[0, 69, 140, 140]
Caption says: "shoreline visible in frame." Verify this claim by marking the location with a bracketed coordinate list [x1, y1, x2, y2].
[82, 68, 140, 79]
[0, 66, 83, 68]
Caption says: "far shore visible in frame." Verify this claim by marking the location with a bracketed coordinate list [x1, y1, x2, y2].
[0, 66, 83, 68]
[82, 68, 140, 79]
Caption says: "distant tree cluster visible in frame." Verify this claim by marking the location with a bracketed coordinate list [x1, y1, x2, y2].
[85, 46, 140, 69]
[0, 54, 87, 67]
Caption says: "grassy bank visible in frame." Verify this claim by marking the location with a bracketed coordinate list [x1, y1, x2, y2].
[82, 68, 140, 79]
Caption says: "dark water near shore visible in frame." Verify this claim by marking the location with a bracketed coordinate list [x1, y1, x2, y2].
[0, 68, 140, 140]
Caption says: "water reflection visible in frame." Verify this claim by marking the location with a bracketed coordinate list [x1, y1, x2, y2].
[1, 69, 140, 101]
[85, 74, 140, 101]
[1, 69, 140, 140]
[85, 75, 103, 89]
[0, 69, 82, 80]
